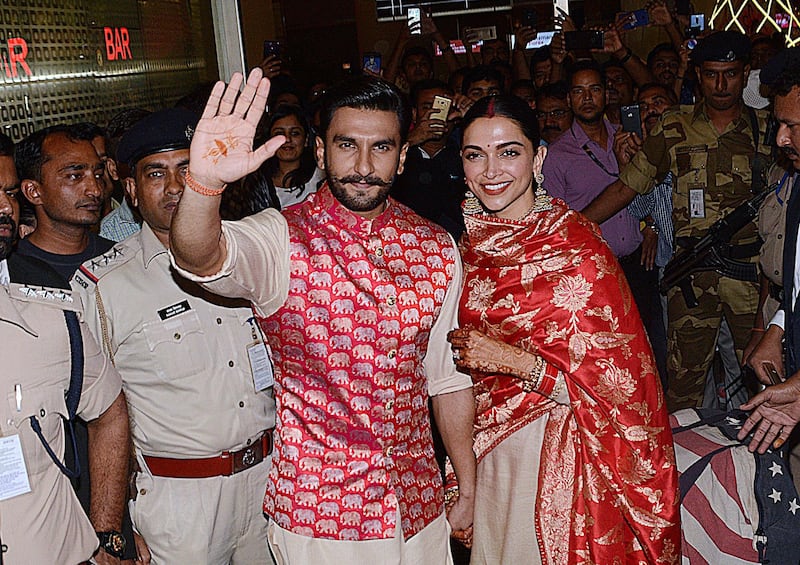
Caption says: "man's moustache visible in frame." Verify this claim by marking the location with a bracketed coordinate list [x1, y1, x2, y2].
[0, 214, 15, 228]
[337, 175, 392, 187]
[781, 146, 799, 158]
[542, 126, 561, 133]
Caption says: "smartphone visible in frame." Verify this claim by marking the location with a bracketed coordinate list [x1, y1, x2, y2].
[362, 52, 381, 74]
[690, 13, 705, 31]
[429, 95, 452, 121]
[675, 0, 691, 15]
[621, 104, 643, 140]
[263, 40, 281, 59]
[523, 9, 537, 29]
[564, 30, 603, 51]
[525, 31, 556, 50]
[553, 0, 569, 19]
[466, 26, 497, 41]
[621, 9, 649, 30]
[408, 8, 421, 35]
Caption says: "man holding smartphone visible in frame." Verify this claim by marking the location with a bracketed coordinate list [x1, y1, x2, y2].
[543, 60, 664, 386]
[393, 79, 465, 239]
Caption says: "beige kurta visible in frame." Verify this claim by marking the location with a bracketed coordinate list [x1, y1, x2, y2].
[0, 281, 122, 564]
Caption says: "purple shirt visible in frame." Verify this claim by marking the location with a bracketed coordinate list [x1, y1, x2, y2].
[542, 119, 642, 257]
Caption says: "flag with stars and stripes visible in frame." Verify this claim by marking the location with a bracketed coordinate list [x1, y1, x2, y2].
[671, 408, 800, 564]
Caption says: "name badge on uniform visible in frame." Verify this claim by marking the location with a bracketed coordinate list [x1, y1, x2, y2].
[689, 186, 705, 219]
[0, 435, 31, 501]
[246, 318, 274, 392]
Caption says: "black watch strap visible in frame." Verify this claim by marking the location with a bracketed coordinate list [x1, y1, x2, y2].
[97, 530, 127, 559]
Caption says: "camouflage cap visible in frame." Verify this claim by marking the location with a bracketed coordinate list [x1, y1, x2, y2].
[691, 31, 751, 65]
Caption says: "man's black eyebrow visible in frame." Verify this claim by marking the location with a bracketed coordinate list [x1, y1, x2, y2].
[58, 163, 89, 173]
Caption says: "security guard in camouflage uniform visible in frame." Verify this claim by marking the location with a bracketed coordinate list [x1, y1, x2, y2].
[583, 31, 772, 411]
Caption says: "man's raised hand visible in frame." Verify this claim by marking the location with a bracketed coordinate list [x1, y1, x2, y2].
[189, 69, 287, 191]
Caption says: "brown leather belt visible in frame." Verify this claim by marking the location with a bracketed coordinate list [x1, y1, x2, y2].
[143, 430, 273, 478]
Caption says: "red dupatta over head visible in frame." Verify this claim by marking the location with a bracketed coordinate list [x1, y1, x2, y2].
[459, 198, 680, 564]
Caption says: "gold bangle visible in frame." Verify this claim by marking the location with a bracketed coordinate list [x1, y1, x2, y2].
[185, 170, 226, 197]
[522, 355, 546, 392]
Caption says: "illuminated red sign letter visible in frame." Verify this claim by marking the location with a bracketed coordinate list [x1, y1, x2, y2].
[7, 38, 31, 77]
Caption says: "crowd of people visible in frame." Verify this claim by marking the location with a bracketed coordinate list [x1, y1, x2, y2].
[2, 2, 800, 564]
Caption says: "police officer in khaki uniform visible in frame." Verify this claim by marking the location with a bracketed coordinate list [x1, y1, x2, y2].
[71, 109, 277, 565]
[1, 177, 129, 564]
[582, 31, 773, 411]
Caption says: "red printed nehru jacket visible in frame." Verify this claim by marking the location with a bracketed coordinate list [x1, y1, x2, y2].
[258, 185, 461, 541]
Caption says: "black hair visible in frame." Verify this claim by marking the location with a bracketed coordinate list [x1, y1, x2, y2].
[461, 65, 505, 95]
[15, 124, 97, 182]
[317, 76, 411, 142]
[510, 79, 535, 93]
[772, 66, 800, 97]
[536, 80, 569, 103]
[637, 82, 678, 104]
[647, 43, 679, 68]
[566, 59, 606, 89]
[263, 104, 317, 189]
[531, 46, 551, 64]
[0, 132, 13, 157]
[71, 122, 107, 141]
[409, 79, 452, 107]
[461, 94, 540, 147]
[401, 46, 433, 70]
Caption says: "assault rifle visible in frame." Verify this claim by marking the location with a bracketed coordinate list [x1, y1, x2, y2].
[659, 182, 776, 308]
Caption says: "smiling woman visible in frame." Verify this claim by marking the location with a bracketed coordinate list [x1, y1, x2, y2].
[447, 94, 681, 564]
[239, 104, 324, 214]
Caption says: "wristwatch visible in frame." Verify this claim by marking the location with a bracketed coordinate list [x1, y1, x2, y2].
[97, 530, 126, 559]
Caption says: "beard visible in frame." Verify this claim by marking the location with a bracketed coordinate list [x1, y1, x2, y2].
[328, 175, 393, 213]
[0, 214, 17, 261]
[325, 155, 396, 214]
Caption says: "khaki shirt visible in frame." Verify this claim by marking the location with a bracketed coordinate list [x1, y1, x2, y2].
[0, 282, 122, 564]
[759, 165, 795, 286]
[72, 224, 275, 458]
[170, 207, 468, 397]
[621, 102, 772, 245]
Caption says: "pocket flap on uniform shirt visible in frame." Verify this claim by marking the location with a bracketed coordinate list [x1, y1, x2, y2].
[141, 310, 204, 352]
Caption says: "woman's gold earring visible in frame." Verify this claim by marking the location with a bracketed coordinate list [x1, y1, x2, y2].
[533, 172, 552, 212]
[463, 191, 483, 215]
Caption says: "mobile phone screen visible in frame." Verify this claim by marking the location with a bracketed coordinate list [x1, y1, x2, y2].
[408, 8, 421, 35]
[362, 53, 381, 74]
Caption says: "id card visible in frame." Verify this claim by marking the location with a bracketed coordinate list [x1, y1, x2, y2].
[689, 186, 705, 218]
[0, 435, 31, 501]
[247, 342, 274, 391]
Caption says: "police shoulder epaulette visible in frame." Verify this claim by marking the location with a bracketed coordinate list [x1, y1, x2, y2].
[75, 243, 133, 286]
[10, 283, 79, 310]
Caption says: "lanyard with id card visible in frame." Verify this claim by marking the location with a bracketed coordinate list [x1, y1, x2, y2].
[246, 317, 274, 392]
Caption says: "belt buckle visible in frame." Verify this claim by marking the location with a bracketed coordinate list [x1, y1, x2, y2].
[230, 432, 270, 475]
